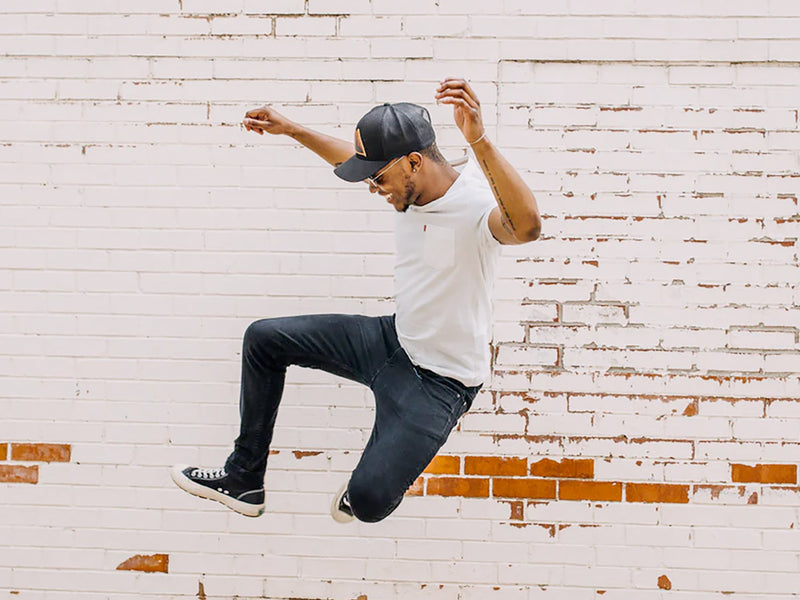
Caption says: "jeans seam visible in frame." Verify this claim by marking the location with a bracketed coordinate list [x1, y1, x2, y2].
[368, 346, 404, 388]
[284, 350, 370, 387]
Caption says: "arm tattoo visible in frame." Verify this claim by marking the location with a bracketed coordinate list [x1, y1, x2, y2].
[481, 158, 517, 232]
[501, 215, 515, 235]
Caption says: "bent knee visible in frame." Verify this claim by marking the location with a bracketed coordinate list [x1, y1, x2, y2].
[244, 318, 276, 344]
[243, 319, 285, 368]
[347, 479, 402, 523]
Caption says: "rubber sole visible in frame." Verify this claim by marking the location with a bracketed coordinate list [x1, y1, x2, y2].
[330, 481, 355, 523]
[169, 464, 265, 518]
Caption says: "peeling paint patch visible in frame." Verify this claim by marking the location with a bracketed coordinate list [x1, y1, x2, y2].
[293, 450, 323, 459]
[116, 554, 169, 573]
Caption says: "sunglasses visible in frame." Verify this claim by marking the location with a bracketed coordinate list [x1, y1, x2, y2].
[365, 156, 404, 187]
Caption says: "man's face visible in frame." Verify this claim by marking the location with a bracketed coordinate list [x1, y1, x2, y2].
[366, 156, 417, 213]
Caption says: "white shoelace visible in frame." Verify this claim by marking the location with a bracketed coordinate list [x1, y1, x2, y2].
[191, 467, 226, 480]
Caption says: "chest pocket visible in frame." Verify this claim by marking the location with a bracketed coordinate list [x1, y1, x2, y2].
[423, 224, 455, 270]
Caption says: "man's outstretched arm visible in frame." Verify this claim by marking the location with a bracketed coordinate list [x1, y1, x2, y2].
[243, 106, 354, 168]
[435, 78, 542, 245]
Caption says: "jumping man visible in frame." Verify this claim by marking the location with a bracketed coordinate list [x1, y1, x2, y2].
[170, 78, 541, 523]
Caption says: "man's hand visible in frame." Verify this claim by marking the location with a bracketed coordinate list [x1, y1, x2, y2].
[434, 78, 485, 145]
[243, 105, 295, 136]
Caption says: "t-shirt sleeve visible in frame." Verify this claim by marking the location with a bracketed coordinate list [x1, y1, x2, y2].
[462, 156, 503, 250]
[478, 201, 503, 249]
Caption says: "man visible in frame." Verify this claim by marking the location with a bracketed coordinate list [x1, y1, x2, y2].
[170, 78, 541, 523]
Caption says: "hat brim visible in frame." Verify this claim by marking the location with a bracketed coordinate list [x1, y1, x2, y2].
[333, 154, 391, 183]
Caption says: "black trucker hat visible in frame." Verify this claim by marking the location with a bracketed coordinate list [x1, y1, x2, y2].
[333, 102, 436, 182]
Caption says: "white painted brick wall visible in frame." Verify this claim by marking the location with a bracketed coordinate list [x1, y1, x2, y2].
[1, 2, 800, 599]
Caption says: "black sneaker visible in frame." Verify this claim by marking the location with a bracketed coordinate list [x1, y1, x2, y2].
[169, 464, 265, 517]
[331, 481, 355, 523]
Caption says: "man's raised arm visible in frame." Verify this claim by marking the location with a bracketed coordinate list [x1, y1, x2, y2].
[243, 105, 354, 168]
[435, 79, 542, 245]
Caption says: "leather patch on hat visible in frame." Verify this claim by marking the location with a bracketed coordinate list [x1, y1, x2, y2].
[354, 128, 366, 157]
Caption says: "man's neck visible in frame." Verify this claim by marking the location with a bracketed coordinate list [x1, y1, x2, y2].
[414, 162, 460, 207]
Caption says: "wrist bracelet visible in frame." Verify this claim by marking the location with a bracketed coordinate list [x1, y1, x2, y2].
[468, 132, 486, 145]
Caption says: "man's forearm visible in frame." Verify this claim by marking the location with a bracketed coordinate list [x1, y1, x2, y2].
[287, 124, 354, 168]
[471, 137, 541, 242]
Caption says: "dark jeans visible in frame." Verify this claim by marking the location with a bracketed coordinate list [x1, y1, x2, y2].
[224, 314, 480, 523]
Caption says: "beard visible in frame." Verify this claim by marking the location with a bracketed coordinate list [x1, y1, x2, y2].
[397, 177, 417, 212]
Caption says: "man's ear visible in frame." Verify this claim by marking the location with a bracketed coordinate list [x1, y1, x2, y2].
[408, 151, 423, 173]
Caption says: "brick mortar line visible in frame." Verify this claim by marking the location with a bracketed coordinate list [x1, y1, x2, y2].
[499, 59, 800, 66]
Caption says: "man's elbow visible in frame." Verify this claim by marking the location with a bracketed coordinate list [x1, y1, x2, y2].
[515, 215, 541, 243]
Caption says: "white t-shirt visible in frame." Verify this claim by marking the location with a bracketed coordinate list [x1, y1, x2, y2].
[394, 157, 502, 387]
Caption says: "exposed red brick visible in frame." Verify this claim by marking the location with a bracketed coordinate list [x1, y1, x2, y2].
[626, 483, 689, 504]
[11, 443, 71, 463]
[493, 478, 556, 500]
[0, 465, 38, 484]
[292, 450, 322, 459]
[427, 477, 489, 498]
[535, 523, 556, 537]
[0, 444, 6, 461]
[682, 401, 698, 416]
[423, 455, 461, 475]
[658, 575, 672, 590]
[406, 477, 424, 496]
[600, 105, 643, 112]
[531, 458, 593, 479]
[693, 484, 746, 500]
[559, 481, 622, 502]
[116, 554, 169, 573]
[503, 500, 524, 521]
[465, 456, 527, 477]
[732, 463, 797, 484]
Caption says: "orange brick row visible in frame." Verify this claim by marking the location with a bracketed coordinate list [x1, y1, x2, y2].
[0, 443, 72, 484]
[418, 456, 798, 504]
[415, 477, 693, 504]
[425, 455, 594, 479]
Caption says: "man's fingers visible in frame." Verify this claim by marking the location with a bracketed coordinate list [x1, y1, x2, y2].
[436, 88, 480, 111]
[438, 97, 481, 120]
[437, 88, 478, 107]
[244, 117, 271, 129]
[437, 77, 468, 90]
[437, 78, 479, 101]
[437, 96, 471, 109]
[436, 83, 480, 110]
[243, 118, 269, 135]
[245, 105, 269, 118]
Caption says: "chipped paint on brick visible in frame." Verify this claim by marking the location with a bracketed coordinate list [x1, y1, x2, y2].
[116, 554, 169, 574]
